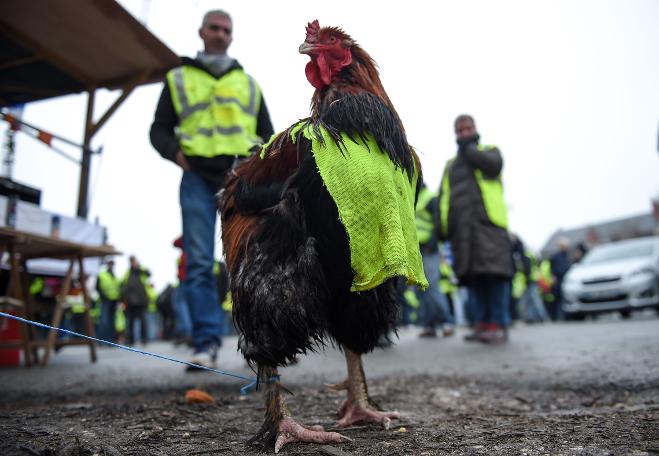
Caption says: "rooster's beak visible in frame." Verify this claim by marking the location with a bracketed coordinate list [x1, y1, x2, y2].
[299, 42, 316, 55]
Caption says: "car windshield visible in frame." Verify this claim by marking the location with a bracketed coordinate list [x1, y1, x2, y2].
[581, 239, 657, 265]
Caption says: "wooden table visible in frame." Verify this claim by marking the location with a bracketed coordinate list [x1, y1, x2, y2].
[0, 227, 119, 367]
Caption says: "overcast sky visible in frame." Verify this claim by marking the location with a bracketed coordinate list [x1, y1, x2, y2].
[2, 0, 658, 291]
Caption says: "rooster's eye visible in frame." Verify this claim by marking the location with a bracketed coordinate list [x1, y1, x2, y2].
[329, 36, 336, 43]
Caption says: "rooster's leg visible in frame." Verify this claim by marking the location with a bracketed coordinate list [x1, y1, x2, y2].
[252, 366, 350, 453]
[332, 349, 400, 429]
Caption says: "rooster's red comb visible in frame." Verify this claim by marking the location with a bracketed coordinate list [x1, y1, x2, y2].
[305, 20, 320, 43]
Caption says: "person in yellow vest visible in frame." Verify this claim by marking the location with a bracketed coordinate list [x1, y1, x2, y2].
[145, 281, 160, 341]
[537, 258, 555, 317]
[115, 304, 126, 345]
[96, 259, 121, 343]
[520, 250, 549, 322]
[214, 260, 235, 336]
[150, 9, 274, 369]
[121, 256, 151, 346]
[66, 279, 87, 336]
[415, 182, 455, 338]
[438, 114, 513, 344]
[438, 255, 459, 320]
[172, 236, 192, 346]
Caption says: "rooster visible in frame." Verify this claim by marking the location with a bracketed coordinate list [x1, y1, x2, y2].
[219, 20, 427, 452]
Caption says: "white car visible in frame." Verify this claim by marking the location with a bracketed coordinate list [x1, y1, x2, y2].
[562, 236, 659, 319]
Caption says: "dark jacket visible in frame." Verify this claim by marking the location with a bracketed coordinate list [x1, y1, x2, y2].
[437, 142, 513, 283]
[550, 250, 571, 281]
[121, 267, 150, 308]
[150, 57, 274, 191]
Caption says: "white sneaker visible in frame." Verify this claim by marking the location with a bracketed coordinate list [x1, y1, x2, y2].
[187, 345, 218, 371]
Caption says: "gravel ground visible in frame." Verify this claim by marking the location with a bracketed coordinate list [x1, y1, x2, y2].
[1, 370, 657, 455]
[1, 315, 658, 455]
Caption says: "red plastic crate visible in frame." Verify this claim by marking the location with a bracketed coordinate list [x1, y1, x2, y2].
[0, 312, 21, 366]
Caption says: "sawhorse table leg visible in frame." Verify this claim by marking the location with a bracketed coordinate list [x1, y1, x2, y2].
[41, 260, 73, 367]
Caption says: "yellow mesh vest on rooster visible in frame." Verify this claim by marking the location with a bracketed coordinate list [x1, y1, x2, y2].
[167, 66, 262, 157]
[271, 123, 428, 292]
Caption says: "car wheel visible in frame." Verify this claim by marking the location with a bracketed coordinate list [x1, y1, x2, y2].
[566, 312, 585, 321]
[619, 309, 632, 319]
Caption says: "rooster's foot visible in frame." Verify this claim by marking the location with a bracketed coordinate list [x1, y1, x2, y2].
[337, 399, 400, 429]
[274, 417, 351, 453]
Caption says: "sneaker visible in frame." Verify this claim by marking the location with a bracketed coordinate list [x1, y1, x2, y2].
[418, 329, 438, 338]
[478, 324, 506, 345]
[187, 344, 218, 371]
[442, 325, 455, 338]
[463, 323, 486, 342]
[173, 335, 192, 347]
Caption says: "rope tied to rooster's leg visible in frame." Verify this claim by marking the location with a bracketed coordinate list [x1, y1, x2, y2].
[239, 374, 281, 396]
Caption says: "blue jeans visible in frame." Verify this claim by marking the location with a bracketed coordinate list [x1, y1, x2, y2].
[522, 282, 549, 322]
[469, 276, 509, 327]
[550, 280, 565, 321]
[464, 287, 477, 326]
[125, 306, 147, 345]
[180, 170, 223, 352]
[98, 299, 117, 342]
[146, 311, 160, 341]
[173, 282, 192, 337]
[416, 251, 454, 330]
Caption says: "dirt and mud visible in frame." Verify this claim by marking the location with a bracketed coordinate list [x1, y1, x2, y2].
[1, 371, 657, 456]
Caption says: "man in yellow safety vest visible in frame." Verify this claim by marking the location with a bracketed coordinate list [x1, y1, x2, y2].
[150, 10, 274, 369]
[438, 114, 513, 344]
[96, 259, 121, 343]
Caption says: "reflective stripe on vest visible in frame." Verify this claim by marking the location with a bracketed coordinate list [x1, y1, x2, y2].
[439, 146, 508, 236]
[167, 66, 262, 158]
[415, 187, 436, 245]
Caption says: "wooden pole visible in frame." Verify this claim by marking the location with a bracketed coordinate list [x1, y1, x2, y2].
[76, 89, 95, 218]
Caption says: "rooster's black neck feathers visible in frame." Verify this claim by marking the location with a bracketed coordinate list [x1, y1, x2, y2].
[310, 92, 415, 180]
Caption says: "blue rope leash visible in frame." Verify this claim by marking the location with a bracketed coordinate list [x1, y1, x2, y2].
[0, 311, 261, 395]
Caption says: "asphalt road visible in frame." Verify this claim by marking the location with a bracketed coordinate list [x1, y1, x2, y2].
[1, 312, 658, 404]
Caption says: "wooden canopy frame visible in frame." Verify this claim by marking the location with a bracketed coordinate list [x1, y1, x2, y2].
[0, 0, 180, 217]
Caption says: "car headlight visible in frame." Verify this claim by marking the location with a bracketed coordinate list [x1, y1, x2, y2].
[629, 267, 656, 278]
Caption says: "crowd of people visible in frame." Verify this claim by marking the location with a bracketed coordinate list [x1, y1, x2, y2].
[25, 247, 234, 351]
[23, 226, 582, 354]
[24, 9, 587, 365]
